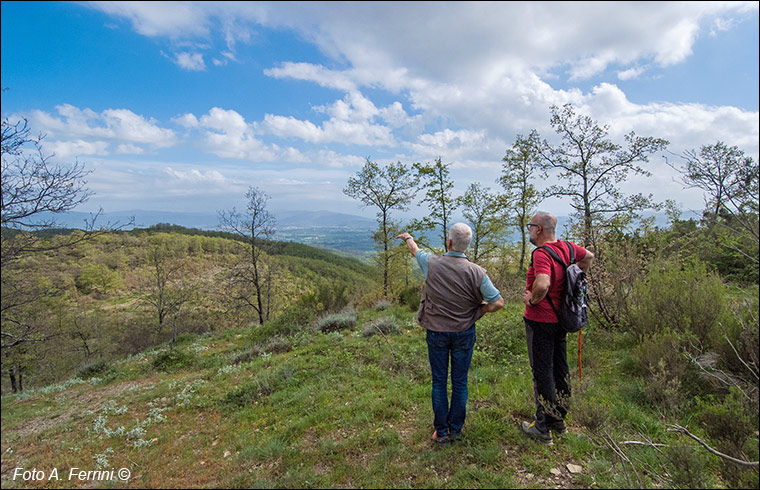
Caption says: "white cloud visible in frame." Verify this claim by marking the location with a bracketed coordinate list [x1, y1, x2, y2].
[264, 62, 357, 92]
[165, 167, 227, 185]
[72, 2, 759, 217]
[262, 91, 396, 147]
[26, 104, 176, 156]
[47, 139, 110, 158]
[87, 1, 212, 38]
[193, 107, 306, 163]
[172, 113, 199, 128]
[115, 143, 145, 154]
[173, 51, 206, 71]
[617, 66, 646, 81]
[90, 2, 755, 82]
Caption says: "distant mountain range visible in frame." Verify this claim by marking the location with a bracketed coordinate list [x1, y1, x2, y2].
[34, 209, 377, 232]
[28, 209, 676, 259]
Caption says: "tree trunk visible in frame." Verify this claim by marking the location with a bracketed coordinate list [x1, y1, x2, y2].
[9, 367, 18, 393]
[382, 211, 389, 297]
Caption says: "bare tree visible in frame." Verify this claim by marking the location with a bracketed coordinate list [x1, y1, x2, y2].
[1, 112, 131, 390]
[1, 118, 97, 266]
[1, 116, 91, 354]
[142, 245, 192, 348]
[344, 159, 417, 297]
[219, 186, 275, 325]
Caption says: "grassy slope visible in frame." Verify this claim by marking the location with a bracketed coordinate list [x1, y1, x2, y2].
[0, 302, 740, 489]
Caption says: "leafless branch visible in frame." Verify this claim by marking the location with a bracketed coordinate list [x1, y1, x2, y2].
[666, 424, 759, 467]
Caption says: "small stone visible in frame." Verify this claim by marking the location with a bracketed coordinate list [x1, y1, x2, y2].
[550, 468, 562, 476]
[567, 463, 583, 474]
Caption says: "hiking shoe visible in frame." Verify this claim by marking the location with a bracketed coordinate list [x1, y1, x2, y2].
[431, 430, 451, 445]
[520, 421, 553, 445]
[550, 421, 567, 435]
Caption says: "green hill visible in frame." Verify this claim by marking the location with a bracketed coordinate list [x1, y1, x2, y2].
[1, 228, 758, 489]
[3, 300, 758, 488]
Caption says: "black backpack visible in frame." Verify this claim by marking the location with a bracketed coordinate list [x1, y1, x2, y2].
[532, 241, 588, 333]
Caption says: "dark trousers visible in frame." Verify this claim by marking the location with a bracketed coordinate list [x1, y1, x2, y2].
[426, 325, 476, 437]
[524, 318, 570, 432]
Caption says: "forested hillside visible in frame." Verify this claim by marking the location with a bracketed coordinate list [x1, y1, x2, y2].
[1, 227, 377, 392]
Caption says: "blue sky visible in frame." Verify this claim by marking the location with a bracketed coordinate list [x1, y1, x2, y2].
[2, 1, 758, 223]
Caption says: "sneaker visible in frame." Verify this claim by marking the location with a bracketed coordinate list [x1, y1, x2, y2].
[520, 421, 553, 445]
[431, 430, 451, 445]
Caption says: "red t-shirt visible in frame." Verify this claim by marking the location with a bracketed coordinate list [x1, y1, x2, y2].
[524, 240, 587, 323]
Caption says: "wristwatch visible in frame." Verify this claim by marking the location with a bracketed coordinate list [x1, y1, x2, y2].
[403, 235, 413, 241]
[528, 298, 536, 306]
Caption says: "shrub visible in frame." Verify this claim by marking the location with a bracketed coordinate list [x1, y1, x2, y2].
[314, 308, 358, 333]
[152, 349, 194, 372]
[664, 441, 713, 489]
[569, 394, 610, 434]
[77, 359, 110, 379]
[373, 299, 392, 311]
[361, 316, 400, 337]
[231, 337, 293, 364]
[625, 259, 726, 343]
[398, 286, 421, 311]
[713, 292, 759, 400]
[632, 329, 695, 412]
[221, 366, 294, 407]
[694, 387, 757, 460]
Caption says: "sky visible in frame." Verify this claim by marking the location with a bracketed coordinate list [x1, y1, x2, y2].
[1, 1, 758, 224]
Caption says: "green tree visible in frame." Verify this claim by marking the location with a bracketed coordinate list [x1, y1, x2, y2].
[671, 141, 759, 265]
[457, 183, 506, 264]
[499, 134, 542, 271]
[530, 104, 669, 249]
[412, 157, 457, 249]
[344, 159, 418, 297]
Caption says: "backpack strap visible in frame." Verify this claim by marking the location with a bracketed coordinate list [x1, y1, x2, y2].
[563, 240, 576, 265]
[530, 242, 571, 320]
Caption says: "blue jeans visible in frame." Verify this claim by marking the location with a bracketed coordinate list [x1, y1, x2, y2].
[426, 325, 476, 437]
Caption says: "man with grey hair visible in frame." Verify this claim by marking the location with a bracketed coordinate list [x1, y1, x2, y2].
[398, 223, 504, 445]
[521, 212, 593, 445]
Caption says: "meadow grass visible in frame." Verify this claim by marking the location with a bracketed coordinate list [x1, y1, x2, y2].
[1, 303, 757, 488]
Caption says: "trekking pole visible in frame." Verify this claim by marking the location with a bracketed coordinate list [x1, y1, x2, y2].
[578, 329, 583, 384]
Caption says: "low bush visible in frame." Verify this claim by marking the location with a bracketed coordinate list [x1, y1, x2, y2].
[77, 359, 110, 379]
[152, 349, 195, 372]
[361, 316, 400, 337]
[314, 308, 358, 333]
[694, 387, 758, 460]
[231, 337, 293, 364]
[397, 286, 421, 311]
[625, 259, 726, 344]
[221, 365, 295, 407]
[632, 329, 696, 412]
